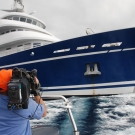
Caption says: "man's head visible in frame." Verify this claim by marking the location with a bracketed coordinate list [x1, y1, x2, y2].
[0, 69, 12, 95]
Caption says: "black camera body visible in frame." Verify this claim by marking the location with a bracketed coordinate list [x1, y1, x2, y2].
[7, 68, 39, 110]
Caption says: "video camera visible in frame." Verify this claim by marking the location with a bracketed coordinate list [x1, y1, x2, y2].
[7, 67, 40, 110]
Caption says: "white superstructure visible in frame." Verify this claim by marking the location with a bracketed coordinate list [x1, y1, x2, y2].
[0, 0, 59, 57]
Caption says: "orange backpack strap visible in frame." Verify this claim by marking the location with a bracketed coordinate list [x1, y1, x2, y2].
[0, 69, 12, 93]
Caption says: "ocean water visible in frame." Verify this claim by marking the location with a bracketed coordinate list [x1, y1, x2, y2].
[30, 93, 135, 135]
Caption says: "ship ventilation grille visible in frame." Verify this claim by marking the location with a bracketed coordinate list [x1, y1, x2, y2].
[76, 45, 95, 50]
[53, 48, 70, 53]
[102, 42, 122, 47]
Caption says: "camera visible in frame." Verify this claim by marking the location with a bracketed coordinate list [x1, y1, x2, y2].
[7, 67, 39, 110]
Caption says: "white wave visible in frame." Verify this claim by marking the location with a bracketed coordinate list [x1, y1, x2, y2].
[30, 99, 67, 126]
[96, 127, 135, 135]
[111, 93, 135, 97]
[30, 93, 135, 135]
[116, 127, 135, 135]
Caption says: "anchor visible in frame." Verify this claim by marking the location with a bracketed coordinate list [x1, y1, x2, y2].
[84, 63, 101, 76]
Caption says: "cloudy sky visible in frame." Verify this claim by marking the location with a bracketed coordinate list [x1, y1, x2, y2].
[0, 0, 135, 40]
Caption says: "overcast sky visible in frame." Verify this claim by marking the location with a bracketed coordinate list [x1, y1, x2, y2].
[0, 0, 135, 40]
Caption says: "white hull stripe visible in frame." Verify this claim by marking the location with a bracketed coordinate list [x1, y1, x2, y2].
[42, 80, 135, 90]
[123, 47, 135, 51]
[0, 50, 108, 68]
[41, 86, 135, 96]
[0, 47, 135, 69]
[109, 49, 122, 52]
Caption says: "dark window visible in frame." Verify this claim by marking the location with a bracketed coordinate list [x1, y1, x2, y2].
[40, 23, 44, 28]
[8, 17, 12, 20]
[24, 43, 31, 45]
[18, 29, 23, 31]
[24, 43, 31, 50]
[33, 43, 41, 48]
[32, 20, 37, 25]
[11, 30, 16, 32]
[6, 48, 11, 50]
[33, 43, 41, 45]
[13, 16, 19, 21]
[6, 31, 9, 33]
[26, 19, 32, 24]
[20, 17, 26, 22]
[37, 22, 40, 27]
[17, 45, 23, 47]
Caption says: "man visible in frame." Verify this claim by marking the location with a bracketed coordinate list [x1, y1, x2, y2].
[0, 69, 47, 135]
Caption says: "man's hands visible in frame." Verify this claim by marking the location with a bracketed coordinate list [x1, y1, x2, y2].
[30, 90, 40, 96]
[31, 77, 47, 117]
[34, 77, 39, 84]
[30, 77, 40, 96]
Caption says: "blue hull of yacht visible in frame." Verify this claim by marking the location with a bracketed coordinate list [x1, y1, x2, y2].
[0, 28, 135, 96]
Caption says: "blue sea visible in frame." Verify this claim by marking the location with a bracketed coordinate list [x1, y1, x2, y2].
[30, 93, 135, 135]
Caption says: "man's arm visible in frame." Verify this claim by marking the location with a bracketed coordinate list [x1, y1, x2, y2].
[33, 77, 47, 117]
[34, 95, 47, 117]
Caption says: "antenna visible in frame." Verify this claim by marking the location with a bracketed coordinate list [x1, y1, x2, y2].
[0, 0, 24, 12]
[29, 11, 36, 15]
[86, 28, 94, 35]
[12, 0, 24, 12]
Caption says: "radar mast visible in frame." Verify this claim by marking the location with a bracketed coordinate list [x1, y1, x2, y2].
[0, 0, 24, 12]
[12, 0, 24, 12]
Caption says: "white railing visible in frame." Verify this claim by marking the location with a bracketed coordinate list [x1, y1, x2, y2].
[41, 95, 80, 135]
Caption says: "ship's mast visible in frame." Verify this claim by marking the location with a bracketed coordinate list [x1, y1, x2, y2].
[12, 0, 24, 12]
[0, 0, 24, 12]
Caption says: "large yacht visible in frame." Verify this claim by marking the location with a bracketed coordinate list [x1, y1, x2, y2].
[0, 0, 135, 96]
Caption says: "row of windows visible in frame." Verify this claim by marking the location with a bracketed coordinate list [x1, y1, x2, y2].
[53, 42, 122, 53]
[0, 28, 51, 36]
[4, 16, 45, 29]
[6, 42, 42, 50]
[0, 29, 27, 35]
[0, 40, 53, 57]
[0, 42, 44, 57]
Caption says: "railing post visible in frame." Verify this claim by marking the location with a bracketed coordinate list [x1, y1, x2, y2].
[41, 95, 80, 135]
